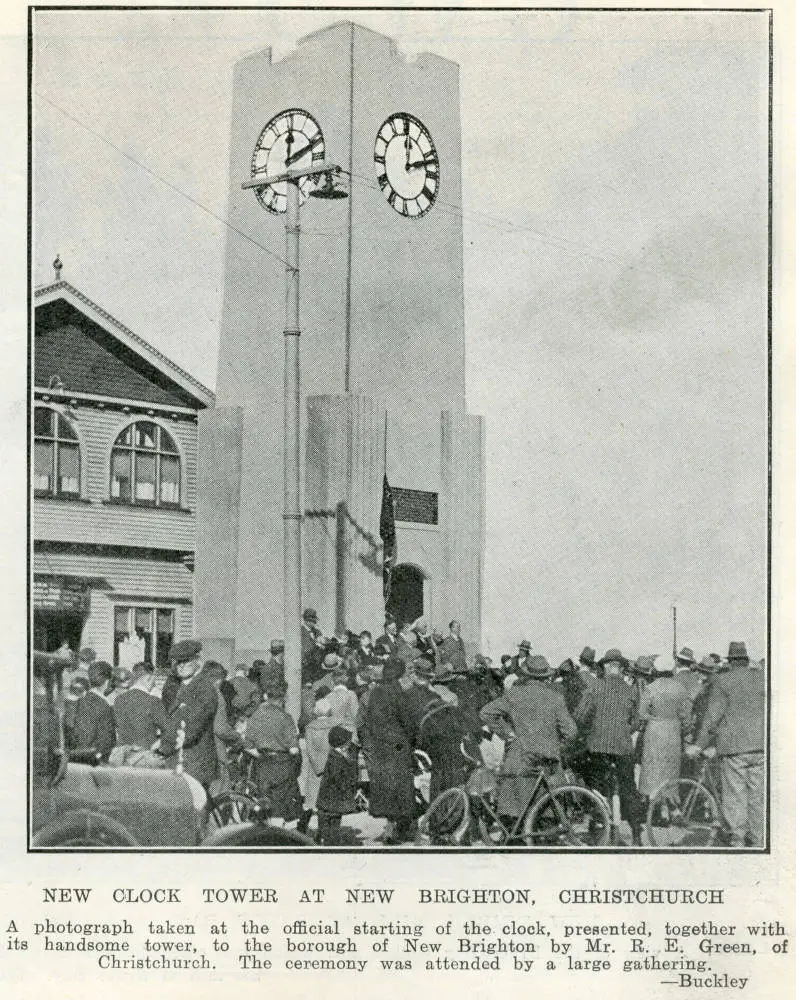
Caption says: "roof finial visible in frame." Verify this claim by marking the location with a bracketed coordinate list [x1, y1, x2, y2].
[53, 255, 63, 282]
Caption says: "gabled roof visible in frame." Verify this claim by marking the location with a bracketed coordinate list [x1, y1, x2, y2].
[34, 281, 215, 410]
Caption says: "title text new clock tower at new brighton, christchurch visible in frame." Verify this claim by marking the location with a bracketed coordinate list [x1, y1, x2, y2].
[194, 22, 485, 666]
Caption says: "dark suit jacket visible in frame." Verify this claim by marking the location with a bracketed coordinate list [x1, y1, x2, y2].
[165, 674, 219, 787]
[70, 690, 116, 762]
[696, 665, 765, 756]
[573, 675, 638, 756]
[114, 687, 169, 749]
[439, 634, 467, 671]
[317, 747, 359, 816]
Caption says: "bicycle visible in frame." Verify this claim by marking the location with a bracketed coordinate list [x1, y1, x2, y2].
[645, 749, 730, 847]
[420, 743, 610, 847]
[207, 747, 272, 828]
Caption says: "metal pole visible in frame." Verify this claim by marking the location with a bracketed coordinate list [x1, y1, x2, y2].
[283, 178, 302, 723]
[672, 605, 677, 661]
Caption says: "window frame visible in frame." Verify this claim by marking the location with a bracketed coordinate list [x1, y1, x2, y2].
[109, 419, 182, 510]
[33, 405, 82, 500]
[113, 604, 176, 671]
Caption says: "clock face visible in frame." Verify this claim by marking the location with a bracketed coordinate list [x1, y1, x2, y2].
[251, 109, 326, 214]
[374, 113, 439, 218]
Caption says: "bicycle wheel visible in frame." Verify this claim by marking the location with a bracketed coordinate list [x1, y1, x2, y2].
[210, 792, 259, 828]
[523, 786, 611, 846]
[645, 779, 720, 847]
[420, 787, 471, 846]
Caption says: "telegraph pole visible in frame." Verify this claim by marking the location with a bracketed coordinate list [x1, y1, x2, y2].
[242, 161, 346, 722]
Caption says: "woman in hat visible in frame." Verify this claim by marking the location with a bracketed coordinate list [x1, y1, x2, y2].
[637, 654, 690, 809]
[298, 691, 334, 837]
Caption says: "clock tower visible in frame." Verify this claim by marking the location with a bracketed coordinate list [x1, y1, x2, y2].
[194, 22, 484, 665]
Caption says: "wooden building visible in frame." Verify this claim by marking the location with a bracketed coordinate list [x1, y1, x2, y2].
[33, 267, 213, 667]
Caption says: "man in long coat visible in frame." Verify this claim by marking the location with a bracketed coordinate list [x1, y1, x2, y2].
[480, 656, 576, 824]
[687, 641, 765, 847]
[360, 659, 418, 844]
[163, 640, 219, 790]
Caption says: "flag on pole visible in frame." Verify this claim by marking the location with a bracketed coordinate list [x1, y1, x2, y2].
[380, 475, 396, 602]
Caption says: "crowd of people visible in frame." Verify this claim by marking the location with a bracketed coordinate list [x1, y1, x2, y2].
[52, 610, 766, 848]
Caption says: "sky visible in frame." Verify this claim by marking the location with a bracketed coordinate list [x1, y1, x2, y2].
[32, 8, 769, 664]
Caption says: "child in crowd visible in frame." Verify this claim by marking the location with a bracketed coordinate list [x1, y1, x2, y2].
[316, 726, 359, 846]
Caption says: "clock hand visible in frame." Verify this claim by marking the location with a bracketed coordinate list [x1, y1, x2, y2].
[285, 133, 323, 167]
[407, 157, 435, 170]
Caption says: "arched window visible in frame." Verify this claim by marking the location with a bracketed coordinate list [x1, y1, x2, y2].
[34, 406, 80, 498]
[110, 420, 181, 507]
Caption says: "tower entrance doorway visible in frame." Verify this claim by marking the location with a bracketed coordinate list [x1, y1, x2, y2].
[386, 564, 426, 628]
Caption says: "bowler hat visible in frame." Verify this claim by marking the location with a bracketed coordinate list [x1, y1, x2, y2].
[302, 608, 318, 623]
[676, 647, 696, 665]
[727, 641, 749, 662]
[270, 639, 284, 654]
[518, 639, 532, 652]
[519, 655, 553, 679]
[598, 648, 627, 667]
[579, 646, 596, 666]
[170, 639, 202, 665]
[557, 658, 577, 675]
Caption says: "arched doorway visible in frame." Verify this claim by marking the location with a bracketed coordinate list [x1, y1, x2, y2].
[386, 564, 427, 628]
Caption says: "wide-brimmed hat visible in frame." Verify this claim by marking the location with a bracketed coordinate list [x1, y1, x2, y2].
[727, 641, 749, 662]
[518, 639, 532, 652]
[170, 639, 202, 665]
[328, 725, 352, 748]
[676, 647, 696, 665]
[632, 655, 657, 677]
[696, 655, 718, 674]
[598, 648, 627, 667]
[557, 658, 577, 675]
[323, 652, 341, 669]
[518, 655, 553, 679]
[579, 646, 596, 666]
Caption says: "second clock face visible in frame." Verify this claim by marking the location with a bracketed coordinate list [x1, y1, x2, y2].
[251, 108, 326, 214]
[374, 113, 439, 218]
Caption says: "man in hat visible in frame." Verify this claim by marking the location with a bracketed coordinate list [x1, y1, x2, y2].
[573, 649, 643, 844]
[506, 640, 532, 689]
[360, 658, 419, 844]
[439, 620, 467, 674]
[245, 678, 303, 824]
[374, 617, 399, 661]
[69, 660, 117, 764]
[579, 646, 598, 685]
[163, 639, 219, 790]
[479, 655, 576, 829]
[301, 608, 325, 682]
[259, 641, 285, 693]
[675, 647, 701, 701]
[686, 641, 765, 847]
[411, 656, 472, 802]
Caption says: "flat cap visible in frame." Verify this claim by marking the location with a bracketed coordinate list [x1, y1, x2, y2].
[170, 639, 202, 665]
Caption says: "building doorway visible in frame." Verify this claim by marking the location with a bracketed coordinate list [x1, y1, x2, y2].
[386, 563, 427, 628]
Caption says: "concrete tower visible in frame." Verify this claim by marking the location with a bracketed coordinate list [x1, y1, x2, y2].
[194, 22, 484, 665]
